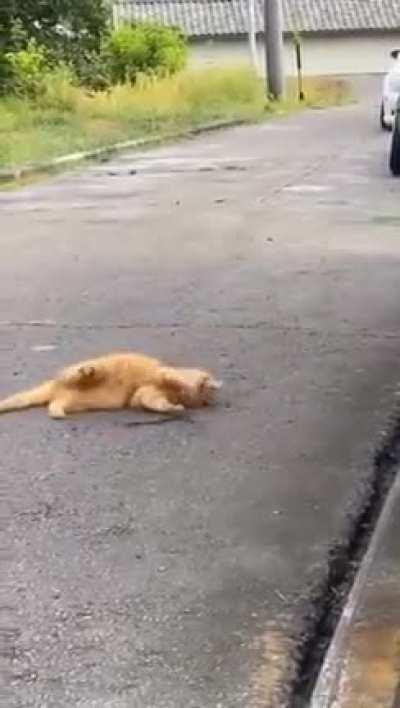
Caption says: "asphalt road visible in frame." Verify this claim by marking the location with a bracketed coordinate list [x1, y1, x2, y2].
[2, 83, 400, 708]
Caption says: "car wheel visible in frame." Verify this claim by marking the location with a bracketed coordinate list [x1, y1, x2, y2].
[389, 112, 400, 176]
[380, 101, 391, 131]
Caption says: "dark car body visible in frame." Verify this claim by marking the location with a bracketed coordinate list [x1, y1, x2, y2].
[389, 95, 400, 175]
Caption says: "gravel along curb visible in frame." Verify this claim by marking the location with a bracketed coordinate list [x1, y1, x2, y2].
[310, 470, 400, 708]
[0, 119, 246, 185]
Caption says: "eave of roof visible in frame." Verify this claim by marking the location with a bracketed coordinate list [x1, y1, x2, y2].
[113, 0, 400, 38]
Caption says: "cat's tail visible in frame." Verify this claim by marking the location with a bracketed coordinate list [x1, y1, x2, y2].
[0, 381, 54, 413]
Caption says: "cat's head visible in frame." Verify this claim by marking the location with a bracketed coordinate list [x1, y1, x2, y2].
[175, 368, 223, 406]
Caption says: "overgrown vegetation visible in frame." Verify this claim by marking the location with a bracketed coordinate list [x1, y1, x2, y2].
[1, 5, 188, 94]
[0, 0, 108, 79]
[104, 24, 187, 85]
[0, 67, 263, 168]
[0, 68, 350, 170]
[0, 3, 350, 173]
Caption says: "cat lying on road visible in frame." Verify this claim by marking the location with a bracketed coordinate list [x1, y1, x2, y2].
[0, 352, 222, 419]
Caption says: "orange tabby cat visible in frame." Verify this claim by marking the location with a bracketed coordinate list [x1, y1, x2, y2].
[0, 352, 222, 419]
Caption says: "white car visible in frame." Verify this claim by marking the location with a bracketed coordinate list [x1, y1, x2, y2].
[380, 50, 400, 131]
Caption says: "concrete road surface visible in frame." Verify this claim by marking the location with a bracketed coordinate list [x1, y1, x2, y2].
[1, 85, 400, 707]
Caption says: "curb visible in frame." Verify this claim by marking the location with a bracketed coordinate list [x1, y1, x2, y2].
[0, 119, 246, 185]
[310, 470, 400, 707]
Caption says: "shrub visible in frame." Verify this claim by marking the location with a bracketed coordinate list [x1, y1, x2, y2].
[72, 50, 112, 91]
[0, 53, 12, 94]
[3, 37, 81, 105]
[41, 65, 79, 111]
[104, 22, 187, 85]
[5, 39, 50, 98]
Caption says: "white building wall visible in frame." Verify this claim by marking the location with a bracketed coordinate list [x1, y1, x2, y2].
[190, 33, 400, 76]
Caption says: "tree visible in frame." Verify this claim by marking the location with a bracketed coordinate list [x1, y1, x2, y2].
[0, 0, 109, 57]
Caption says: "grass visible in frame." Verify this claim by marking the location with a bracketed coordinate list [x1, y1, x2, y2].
[286, 75, 352, 109]
[0, 67, 351, 171]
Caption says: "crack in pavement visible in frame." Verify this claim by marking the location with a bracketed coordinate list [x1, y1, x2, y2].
[1, 319, 400, 341]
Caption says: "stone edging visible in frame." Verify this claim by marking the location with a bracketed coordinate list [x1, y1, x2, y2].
[0, 119, 246, 185]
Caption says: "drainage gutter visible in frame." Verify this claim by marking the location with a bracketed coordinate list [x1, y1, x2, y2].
[311, 469, 400, 708]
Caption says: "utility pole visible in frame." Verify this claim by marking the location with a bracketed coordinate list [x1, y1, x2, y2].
[264, 0, 285, 99]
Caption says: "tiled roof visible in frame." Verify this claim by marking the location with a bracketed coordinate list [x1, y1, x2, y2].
[113, 0, 400, 37]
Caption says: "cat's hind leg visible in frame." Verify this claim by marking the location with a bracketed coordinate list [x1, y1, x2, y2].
[59, 361, 106, 388]
[48, 388, 124, 418]
[131, 385, 184, 414]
